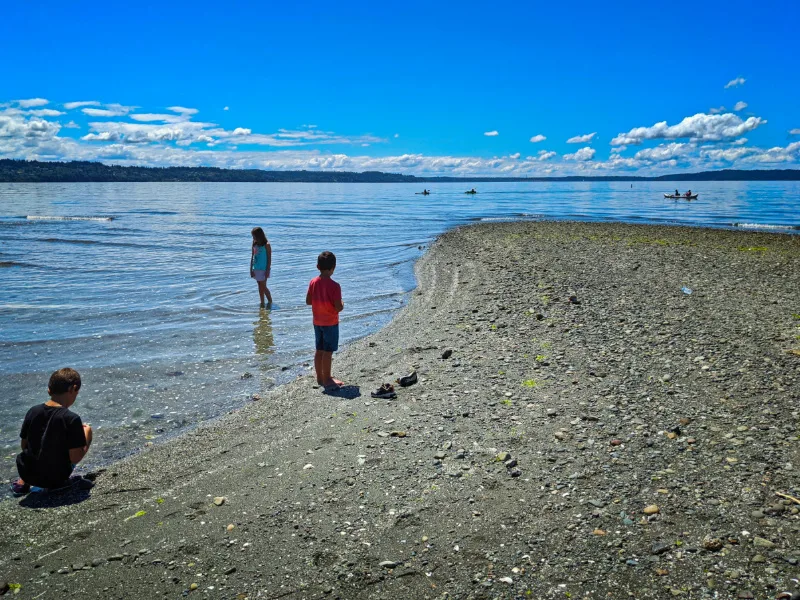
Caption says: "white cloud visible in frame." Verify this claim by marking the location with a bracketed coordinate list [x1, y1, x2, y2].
[611, 112, 765, 145]
[63, 121, 81, 129]
[536, 150, 556, 161]
[82, 104, 135, 117]
[733, 101, 748, 112]
[725, 77, 746, 89]
[509, 152, 520, 159]
[168, 106, 198, 115]
[394, 133, 399, 138]
[64, 101, 100, 110]
[15, 98, 49, 108]
[566, 132, 596, 144]
[232, 127, 252, 136]
[529, 134, 546, 143]
[27, 109, 64, 117]
[709, 106, 726, 114]
[130, 113, 188, 123]
[223, 106, 230, 111]
[563, 147, 596, 161]
[634, 142, 694, 162]
[789, 129, 800, 135]
[484, 130, 499, 136]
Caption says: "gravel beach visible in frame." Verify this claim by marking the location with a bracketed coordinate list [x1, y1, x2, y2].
[1, 221, 798, 600]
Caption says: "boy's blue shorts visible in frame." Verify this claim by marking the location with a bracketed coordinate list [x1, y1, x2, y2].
[314, 324, 339, 352]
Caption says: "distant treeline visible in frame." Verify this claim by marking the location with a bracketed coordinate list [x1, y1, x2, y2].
[1, 159, 799, 183]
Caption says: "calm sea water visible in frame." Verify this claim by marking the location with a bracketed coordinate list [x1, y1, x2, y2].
[1, 181, 798, 482]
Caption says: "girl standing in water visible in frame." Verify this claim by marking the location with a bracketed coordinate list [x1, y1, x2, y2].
[250, 227, 272, 308]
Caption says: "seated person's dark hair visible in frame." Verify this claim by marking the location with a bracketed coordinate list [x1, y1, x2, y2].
[48, 367, 81, 394]
[317, 251, 336, 271]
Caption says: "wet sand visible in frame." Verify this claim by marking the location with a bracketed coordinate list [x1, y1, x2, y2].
[0, 221, 798, 599]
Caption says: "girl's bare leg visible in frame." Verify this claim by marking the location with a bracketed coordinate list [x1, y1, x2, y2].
[265, 285, 273, 306]
[257, 281, 266, 306]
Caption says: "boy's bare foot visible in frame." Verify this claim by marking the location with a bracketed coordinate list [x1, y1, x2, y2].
[331, 377, 344, 387]
[323, 378, 344, 388]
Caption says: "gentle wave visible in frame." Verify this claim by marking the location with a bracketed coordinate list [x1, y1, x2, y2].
[27, 215, 114, 222]
[0, 261, 37, 268]
[731, 222, 800, 231]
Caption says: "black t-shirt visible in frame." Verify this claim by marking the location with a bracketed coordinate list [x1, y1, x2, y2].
[17, 403, 86, 488]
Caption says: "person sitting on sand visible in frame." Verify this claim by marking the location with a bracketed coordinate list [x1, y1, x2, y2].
[306, 251, 345, 391]
[12, 368, 93, 494]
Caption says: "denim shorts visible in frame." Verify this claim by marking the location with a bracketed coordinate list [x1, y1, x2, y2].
[314, 324, 339, 352]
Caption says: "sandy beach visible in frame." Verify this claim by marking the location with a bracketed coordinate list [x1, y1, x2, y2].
[1, 221, 798, 600]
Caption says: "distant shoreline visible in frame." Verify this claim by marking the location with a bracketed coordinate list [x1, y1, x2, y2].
[1, 159, 799, 183]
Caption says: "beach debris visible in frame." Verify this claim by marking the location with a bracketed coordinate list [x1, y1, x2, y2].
[787, 349, 800, 357]
[396, 371, 418, 387]
[776, 491, 800, 504]
[441, 348, 453, 359]
[303, 463, 314, 470]
[499, 576, 514, 584]
[390, 431, 407, 437]
[703, 536, 724, 551]
[213, 497, 226, 506]
[379, 560, 401, 569]
[371, 384, 396, 399]
[123, 510, 146, 522]
[681, 287, 693, 295]
[643, 505, 660, 515]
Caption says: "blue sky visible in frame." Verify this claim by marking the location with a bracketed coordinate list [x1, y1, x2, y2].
[1, 0, 798, 175]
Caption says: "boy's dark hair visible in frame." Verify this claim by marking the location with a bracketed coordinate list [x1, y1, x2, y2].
[48, 368, 81, 395]
[317, 251, 336, 271]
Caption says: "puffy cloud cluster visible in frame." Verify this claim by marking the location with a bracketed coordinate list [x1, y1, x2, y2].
[1, 95, 798, 177]
[725, 77, 746, 89]
[564, 147, 596, 161]
[611, 112, 765, 145]
[484, 130, 499, 136]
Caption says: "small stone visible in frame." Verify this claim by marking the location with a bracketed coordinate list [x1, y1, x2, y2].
[736, 592, 754, 599]
[496, 451, 511, 462]
[651, 542, 671, 555]
[91, 558, 104, 567]
[434, 451, 447, 460]
[643, 505, 660, 515]
[679, 417, 691, 426]
[499, 576, 513, 584]
[224, 567, 236, 575]
[751, 554, 766, 563]
[504, 458, 518, 469]
[189, 583, 199, 591]
[554, 431, 566, 440]
[655, 568, 669, 576]
[303, 463, 314, 470]
[509, 468, 522, 478]
[107, 555, 124, 561]
[441, 349, 453, 359]
[442, 441, 452, 450]
[390, 431, 407, 438]
[213, 497, 226, 506]
[592, 528, 606, 535]
[610, 439, 623, 446]
[226, 524, 235, 531]
[703, 536, 724, 551]
[753, 537, 775, 549]
[546, 408, 558, 417]
[379, 560, 401, 569]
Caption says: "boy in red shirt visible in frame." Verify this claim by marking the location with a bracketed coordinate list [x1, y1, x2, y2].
[306, 251, 344, 390]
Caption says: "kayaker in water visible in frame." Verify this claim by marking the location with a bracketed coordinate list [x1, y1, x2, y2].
[675, 189, 680, 196]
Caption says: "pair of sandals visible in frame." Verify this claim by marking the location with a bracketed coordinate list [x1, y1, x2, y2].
[370, 371, 418, 399]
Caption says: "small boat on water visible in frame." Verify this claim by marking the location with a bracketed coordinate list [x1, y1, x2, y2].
[464, 189, 477, 194]
[664, 193, 698, 199]
[415, 190, 431, 195]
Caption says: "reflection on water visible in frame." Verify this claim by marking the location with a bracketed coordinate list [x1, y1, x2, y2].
[253, 308, 275, 358]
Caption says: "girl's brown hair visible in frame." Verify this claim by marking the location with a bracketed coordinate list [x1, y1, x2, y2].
[251, 227, 268, 246]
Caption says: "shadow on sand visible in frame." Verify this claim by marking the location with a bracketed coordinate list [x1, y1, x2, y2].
[322, 385, 361, 400]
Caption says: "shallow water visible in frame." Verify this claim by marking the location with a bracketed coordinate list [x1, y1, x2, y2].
[1, 180, 798, 481]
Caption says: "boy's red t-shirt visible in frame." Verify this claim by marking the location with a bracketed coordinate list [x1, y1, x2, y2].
[308, 276, 341, 326]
